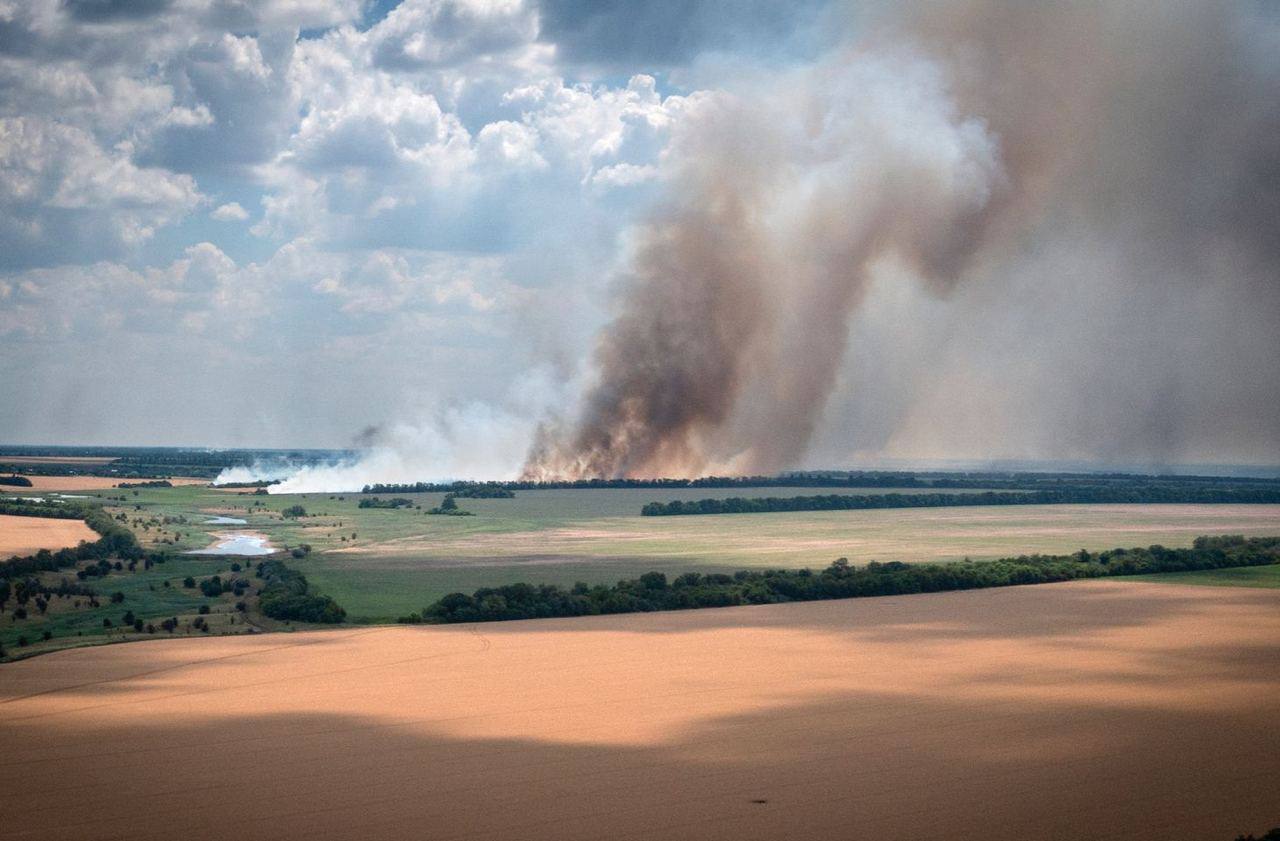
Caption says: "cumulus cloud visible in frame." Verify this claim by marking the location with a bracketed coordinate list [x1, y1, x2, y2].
[369, 0, 540, 70]
[0, 116, 203, 265]
[211, 201, 249, 221]
[251, 19, 698, 252]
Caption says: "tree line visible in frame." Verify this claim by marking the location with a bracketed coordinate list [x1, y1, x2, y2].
[403, 535, 1280, 624]
[640, 486, 1280, 516]
[362, 471, 1280, 495]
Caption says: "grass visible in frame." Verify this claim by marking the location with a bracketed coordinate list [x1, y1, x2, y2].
[1129, 564, 1280, 589]
[6, 484, 1280, 623]
[0, 552, 254, 656]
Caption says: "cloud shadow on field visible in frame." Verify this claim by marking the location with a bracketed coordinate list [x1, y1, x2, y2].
[1, 581, 1278, 840]
[453, 577, 1280, 642]
[1, 684, 1278, 841]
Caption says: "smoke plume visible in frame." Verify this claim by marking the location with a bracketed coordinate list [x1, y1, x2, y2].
[524, 0, 1280, 479]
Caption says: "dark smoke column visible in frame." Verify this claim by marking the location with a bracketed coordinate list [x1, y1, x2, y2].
[524, 1, 1280, 479]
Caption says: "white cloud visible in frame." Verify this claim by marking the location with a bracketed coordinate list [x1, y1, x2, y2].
[369, 0, 541, 70]
[0, 116, 203, 257]
[211, 201, 250, 221]
[0, 0, 717, 446]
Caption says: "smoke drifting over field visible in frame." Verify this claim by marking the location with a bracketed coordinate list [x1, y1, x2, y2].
[523, 0, 1280, 479]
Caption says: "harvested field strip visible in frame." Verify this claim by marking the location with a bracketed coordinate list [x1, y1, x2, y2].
[0, 514, 96, 557]
[1, 476, 207, 491]
[1, 579, 1277, 841]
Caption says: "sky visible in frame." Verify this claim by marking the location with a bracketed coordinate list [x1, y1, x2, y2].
[1, 0, 1277, 478]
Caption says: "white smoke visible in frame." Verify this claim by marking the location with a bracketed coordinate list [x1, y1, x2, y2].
[213, 461, 308, 486]
[259, 371, 568, 493]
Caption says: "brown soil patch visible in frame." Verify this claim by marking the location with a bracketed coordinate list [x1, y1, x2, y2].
[1, 580, 1276, 840]
[3, 475, 208, 491]
[0, 514, 97, 556]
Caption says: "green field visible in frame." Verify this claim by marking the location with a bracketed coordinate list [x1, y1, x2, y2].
[0, 549, 254, 654]
[1129, 564, 1280, 589]
[9, 484, 1277, 621]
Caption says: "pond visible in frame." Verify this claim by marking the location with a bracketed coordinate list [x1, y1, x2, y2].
[187, 533, 276, 556]
[204, 516, 248, 525]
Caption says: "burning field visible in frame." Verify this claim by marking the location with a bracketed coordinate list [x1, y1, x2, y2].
[2, 578, 1276, 840]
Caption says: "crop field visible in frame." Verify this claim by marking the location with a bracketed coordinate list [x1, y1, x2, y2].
[2, 578, 1277, 841]
[0, 514, 96, 557]
[1, 474, 209, 491]
[8, 484, 1278, 621]
[1133, 564, 1280, 589]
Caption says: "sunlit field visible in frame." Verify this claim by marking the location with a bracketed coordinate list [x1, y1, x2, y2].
[3, 579, 1277, 841]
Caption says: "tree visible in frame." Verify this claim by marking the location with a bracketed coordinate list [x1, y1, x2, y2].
[639, 572, 668, 590]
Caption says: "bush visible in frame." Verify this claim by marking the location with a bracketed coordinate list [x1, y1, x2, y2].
[255, 559, 346, 624]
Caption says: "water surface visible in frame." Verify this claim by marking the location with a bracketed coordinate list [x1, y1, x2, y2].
[187, 533, 275, 556]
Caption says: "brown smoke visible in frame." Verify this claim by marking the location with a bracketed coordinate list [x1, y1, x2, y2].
[524, 0, 1280, 479]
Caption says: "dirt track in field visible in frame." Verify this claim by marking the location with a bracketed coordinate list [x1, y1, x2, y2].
[1, 580, 1277, 841]
[0, 514, 96, 556]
